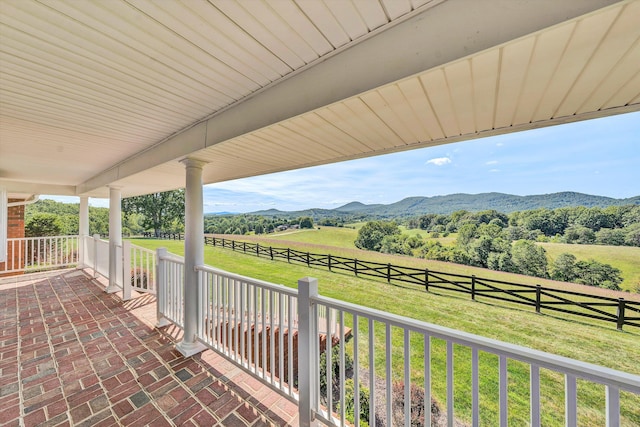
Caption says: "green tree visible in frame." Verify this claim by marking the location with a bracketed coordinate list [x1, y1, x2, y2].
[563, 225, 596, 244]
[25, 213, 63, 237]
[595, 228, 626, 246]
[299, 217, 314, 229]
[354, 221, 401, 251]
[551, 253, 578, 282]
[573, 259, 623, 290]
[511, 240, 548, 278]
[624, 223, 640, 247]
[122, 190, 185, 237]
[456, 223, 477, 247]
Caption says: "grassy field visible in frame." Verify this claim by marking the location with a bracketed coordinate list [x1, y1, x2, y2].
[130, 236, 640, 426]
[272, 225, 640, 293]
[539, 242, 640, 293]
[216, 227, 640, 301]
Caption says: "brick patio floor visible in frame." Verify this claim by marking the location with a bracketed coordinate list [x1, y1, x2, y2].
[0, 269, 299, 426]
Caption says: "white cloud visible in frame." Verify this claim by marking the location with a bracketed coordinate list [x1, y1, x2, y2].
[426, 157, 452, 166]
[489, 169, 500, 173]
[485, 160, 498, 165]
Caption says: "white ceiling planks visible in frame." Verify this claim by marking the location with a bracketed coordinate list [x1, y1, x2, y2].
[1, 0, 638, 199]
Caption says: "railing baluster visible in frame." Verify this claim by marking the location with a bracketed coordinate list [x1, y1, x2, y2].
[261, 287, 267, 379]
[287, 294, 294, 392]
[424, 334, 431, 427]
[240, 281, 246, 367]
[404, 328, 411, 427]
[386, 323, 392, 427]
[500, 355, 508, 426]
[279, 292, 285, 390]
[353, 315, 360, 427]
[447, 340, 454, 427]
[339, 310, 345, 426]
[270, 289, 276, 383]
[530, 364, 541, 427]
[565, 374, 577, 427]
[368, 318, 375, 427]
[472, 347, 479, 426]
[606, 385, 620, 427]
[327, 306, 333, 417]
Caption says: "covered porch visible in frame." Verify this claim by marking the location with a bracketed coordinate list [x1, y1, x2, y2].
[2, 0, 640, 425]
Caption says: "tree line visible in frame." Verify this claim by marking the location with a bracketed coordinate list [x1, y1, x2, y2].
[406, 205, 640, 246]
[355, 216, 633, 291]
[204, 214, 314, 235]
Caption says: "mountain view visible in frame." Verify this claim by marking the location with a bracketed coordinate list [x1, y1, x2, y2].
[249, 191, 640, 218]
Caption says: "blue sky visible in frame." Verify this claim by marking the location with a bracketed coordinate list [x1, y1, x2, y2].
[44, 111, 639, 212]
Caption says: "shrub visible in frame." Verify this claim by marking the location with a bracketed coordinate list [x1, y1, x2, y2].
[340, 379, 370, 427]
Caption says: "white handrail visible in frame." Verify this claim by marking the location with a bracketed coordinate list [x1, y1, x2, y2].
[310, 292, 639, 427]
[194, 264, 300, 401]
[1, 235, 79, 274]
[122, 241, 157, 299]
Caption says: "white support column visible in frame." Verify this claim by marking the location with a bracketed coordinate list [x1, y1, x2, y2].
[106, 186, 122, 293]
[176, 158, 207, 357]
[78, 196, 89, 268]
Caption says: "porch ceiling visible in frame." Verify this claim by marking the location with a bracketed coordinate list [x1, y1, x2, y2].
[1, 0, 638, 199]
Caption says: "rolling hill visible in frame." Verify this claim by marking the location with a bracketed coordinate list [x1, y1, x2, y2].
[249, 191, 639, 218]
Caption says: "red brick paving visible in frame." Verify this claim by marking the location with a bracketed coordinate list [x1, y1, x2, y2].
[0, 269, 299, 426]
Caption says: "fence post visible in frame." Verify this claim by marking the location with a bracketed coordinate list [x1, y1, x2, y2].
[155, 248, 171, 327]
[243, 242, 246, 252]
[122, 240, 132, 301]
[535, 285, 542, 314]
[307, 252, 310, 267]
[287, 248, 291, 263]
[270, 246, 274, 260]
[425, 268, 429, 292]
[92, 234, 100, 278]
[617, 298, 626, 331]
[471, 275, 476, 301]
[328, 254, 332, 272]
[298, 277, 319, 427]
[387, 263, 391, 283]
[232, 240, 235, 251]
[354, 258, 358, 276]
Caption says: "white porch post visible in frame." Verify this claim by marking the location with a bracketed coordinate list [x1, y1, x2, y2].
[106, 186, 122, 293]
[176, 158, 207, 357]
[298, 277, 319, 427]
[78, 196, 89, 268]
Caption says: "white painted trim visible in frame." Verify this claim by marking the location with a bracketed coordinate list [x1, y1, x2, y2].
[0, 188, 6, 263]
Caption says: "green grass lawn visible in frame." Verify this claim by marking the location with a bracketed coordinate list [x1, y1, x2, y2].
[130, 237, 640, 426]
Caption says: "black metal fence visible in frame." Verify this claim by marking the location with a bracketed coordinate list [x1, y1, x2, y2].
[150, 233, 640, 330]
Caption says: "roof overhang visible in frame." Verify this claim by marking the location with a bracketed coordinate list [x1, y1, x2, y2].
[1, 0, 638, 199]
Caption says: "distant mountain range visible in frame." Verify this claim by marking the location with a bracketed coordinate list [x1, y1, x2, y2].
[248, 192, 640, 218]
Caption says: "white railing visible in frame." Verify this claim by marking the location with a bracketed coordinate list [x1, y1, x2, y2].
[305, 284, 640, 427]
[152, 252, 640, 427]
[1, 235, 79, 274]
[195, 264, 300, 399]
[85, 234, 110, 280]
[122, 241, 157, 299]
[156, 248, 185, 328]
